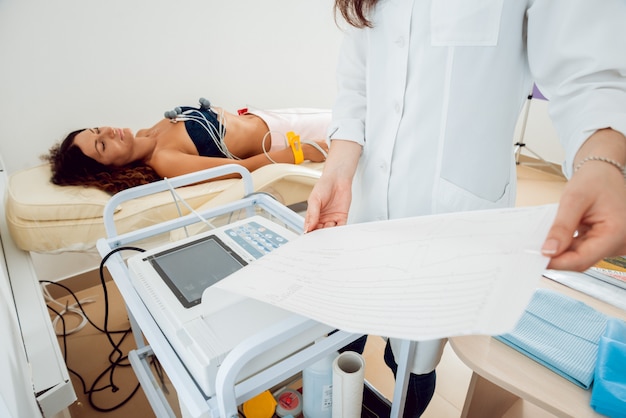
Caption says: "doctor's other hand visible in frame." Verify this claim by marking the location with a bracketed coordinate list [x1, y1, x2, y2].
[542, 157, 626, 272]
[304, 173, 352, 233]
[304, 139, 362, 233]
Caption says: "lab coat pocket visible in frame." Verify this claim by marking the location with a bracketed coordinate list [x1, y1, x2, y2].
[434, 176, 515, 214]
[430, 0, 504, 46]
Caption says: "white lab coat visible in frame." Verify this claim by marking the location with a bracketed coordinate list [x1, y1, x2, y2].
[328, 0, 626, 374]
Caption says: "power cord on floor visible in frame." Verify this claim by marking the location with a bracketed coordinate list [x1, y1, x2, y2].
[42, 245, 146, 413]
[42, 282, 95, 335]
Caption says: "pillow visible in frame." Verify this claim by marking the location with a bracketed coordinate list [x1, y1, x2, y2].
[7, 164, 114, 221]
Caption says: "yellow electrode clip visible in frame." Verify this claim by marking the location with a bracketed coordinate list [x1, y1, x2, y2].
[287, 131, 304, 164]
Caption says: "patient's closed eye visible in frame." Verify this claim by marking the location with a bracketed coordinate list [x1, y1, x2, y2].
[89, 128, 105, 153]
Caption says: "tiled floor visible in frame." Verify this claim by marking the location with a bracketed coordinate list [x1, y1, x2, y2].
[49, 162, 567, 418]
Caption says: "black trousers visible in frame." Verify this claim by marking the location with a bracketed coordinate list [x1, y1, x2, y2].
[340, 335, 436, 418]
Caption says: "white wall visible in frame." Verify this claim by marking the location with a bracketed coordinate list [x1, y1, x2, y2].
[518, 99, 565, 164]
[515, 99, 565, 165]
[0, 0, 342, 174]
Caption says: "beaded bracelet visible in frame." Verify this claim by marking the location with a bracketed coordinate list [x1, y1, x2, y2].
[574, 155, 626, 180]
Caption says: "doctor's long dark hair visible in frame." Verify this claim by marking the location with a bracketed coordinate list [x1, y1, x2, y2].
[45, 129, 161, 194]
[335, 0, 378, 27]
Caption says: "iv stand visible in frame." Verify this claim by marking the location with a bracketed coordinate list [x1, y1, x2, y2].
[513, 92, 563, 176]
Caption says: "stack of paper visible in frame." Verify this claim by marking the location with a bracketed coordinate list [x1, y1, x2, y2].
[216, 205, 558, 341]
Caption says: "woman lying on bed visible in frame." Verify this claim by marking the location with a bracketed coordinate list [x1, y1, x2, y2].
[45, 99, 330, 194]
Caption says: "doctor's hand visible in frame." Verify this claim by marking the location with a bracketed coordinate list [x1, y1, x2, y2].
[304, 139, 362, 233]
[543, 129, 626, 271]
[304, 174, 352, 232]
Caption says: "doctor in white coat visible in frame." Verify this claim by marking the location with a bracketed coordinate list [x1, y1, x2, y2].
[306, 0, 626, 416]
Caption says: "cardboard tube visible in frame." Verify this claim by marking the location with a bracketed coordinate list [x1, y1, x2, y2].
[332, 351, 365, 418]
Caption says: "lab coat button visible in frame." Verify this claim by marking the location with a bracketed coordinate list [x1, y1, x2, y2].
[394, 102, 401, 113]
[395, 36, 405, 47]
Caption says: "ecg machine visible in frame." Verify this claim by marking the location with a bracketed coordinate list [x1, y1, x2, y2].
[127, 215, 332, 397]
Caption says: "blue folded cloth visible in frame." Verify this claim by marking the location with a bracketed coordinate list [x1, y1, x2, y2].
[495, 288, 608, 389]
[590, 318, 626, 417]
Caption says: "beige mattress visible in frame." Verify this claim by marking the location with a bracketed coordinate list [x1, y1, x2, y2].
[5, 163, 322, 253]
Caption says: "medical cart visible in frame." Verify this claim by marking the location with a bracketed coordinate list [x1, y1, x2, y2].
[97, 164, 416, 418]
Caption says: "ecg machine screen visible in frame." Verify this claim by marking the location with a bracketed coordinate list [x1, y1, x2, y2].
[145, 235, 248, 308]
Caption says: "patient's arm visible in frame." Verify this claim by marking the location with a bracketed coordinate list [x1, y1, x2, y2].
[149, 143, 327, 180]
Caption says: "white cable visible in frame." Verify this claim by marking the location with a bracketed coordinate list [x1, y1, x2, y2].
[262, 130, 290, 164]
[166, 179, 190, 238]
[261, 131, 328, 163]
[41, 283, 96, 335]
[163, 177, 217, 233]
[301, 140, 328, 160]
[246, 105, 329, 161]
[175, 107, 238, 160]
[178, 103, 329, 164]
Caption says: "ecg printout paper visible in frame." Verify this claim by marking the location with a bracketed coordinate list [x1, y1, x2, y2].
[215, 204, 558, 341]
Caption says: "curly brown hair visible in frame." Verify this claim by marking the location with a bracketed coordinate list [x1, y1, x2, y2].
[43, 129, 162, 195]
[334, 0, 378, 28]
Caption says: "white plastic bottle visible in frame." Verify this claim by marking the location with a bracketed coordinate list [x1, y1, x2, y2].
[302, 351, 338, 418]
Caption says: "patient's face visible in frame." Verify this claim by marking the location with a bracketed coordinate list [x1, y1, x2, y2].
[74, 127, 135, 166]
